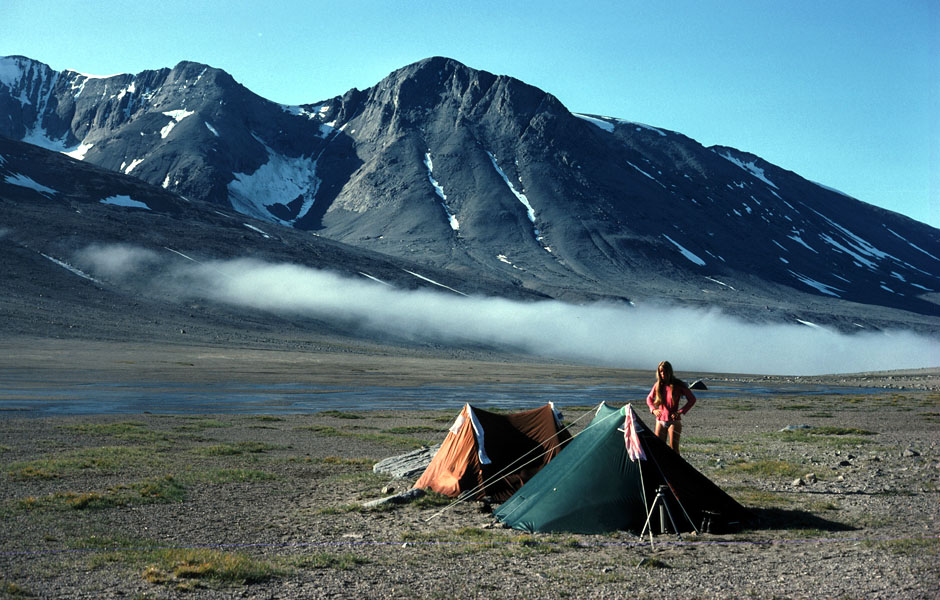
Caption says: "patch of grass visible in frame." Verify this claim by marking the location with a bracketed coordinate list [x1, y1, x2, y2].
[682, 437, 748, 455]
[297, 425, 427, 449]
[683, 437, 725, 445]
[174, 418, 231, 432]
[776, 404, 814, 411]
[413, 491, 453, 509]
[297, 424, 344, 436]
[382, 425, 440, 435]
[402, 526, 509, 546]
[0, 581, 35, 597]
[310, 456, 374, 469]
[722, 399, 755, 411]
[867, 537, 940, 557]
[58, 421, 170, 443]
[808, 499, 840, 511]
[316, 410, 364, 419]
[69, 533, 154, 551]
[15, 475, 185, 512]
[811, 427, 876, 436]
[194, 442, 281, 456]
[637, 557, 671, 569]
[250, 415, 284, 422]
[426, 414, 459, 424]
[143, 548, 286, 588]
[331, 471, 387, 490]
[771, 427, 877, 447]
[188, 468, 277, 483]
[723, 459, 804, 480]
[724, 486, 796, 508]
[6, 446, 163, 480]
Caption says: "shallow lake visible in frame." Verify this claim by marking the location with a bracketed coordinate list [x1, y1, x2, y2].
[0, 378, 885, 417]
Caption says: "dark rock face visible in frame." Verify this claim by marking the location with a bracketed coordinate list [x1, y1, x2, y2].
[2, 54, 938, 330]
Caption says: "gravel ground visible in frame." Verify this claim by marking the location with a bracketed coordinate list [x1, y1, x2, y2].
[0, 346, 938, 599]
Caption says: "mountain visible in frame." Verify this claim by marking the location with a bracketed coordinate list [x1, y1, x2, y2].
[0, 135, 546, 349]
[1, 54, 938, 335]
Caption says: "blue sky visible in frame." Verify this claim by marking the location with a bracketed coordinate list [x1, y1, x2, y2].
[3, 0, 937, 227]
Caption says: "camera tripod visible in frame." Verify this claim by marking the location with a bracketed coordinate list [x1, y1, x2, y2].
[640, 485, 682, 540]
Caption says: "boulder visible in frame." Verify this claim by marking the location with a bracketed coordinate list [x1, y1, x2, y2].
[373, 444, 441, 479]
[361, 488, 426, 509]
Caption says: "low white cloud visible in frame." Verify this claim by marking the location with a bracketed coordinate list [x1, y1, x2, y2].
[74, 244, 162, 279]
[75, 245, 939, 376]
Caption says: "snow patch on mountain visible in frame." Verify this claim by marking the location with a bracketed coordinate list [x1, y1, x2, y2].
[886, 228, 939, 262]
[618, 119, 668, 137]
[819, 233, 877, 270]
[63, 142, 94, 160]
[122, 158, 144, 174]
[813, 210, 899, 265]
[718, 151, 778, 189]
[424, 151, 459, 231]
[161, 109, 195, 139]
[40, 252, 99, 282]
[4, 172, 58, 196]
[243, 223, 270, 238]
[488, 151, 550, 250]
[787, 230, 818, 253]
[663, 234, 706, 266]
[572, 113, 614, 133]
[0, 57, 25, 88]
[100, 195, 149, 210]
[789, 271, 843, 297]
[487, 152, 536, 223]
[227, 143, 320, 225]
[403, 269, 468, 296]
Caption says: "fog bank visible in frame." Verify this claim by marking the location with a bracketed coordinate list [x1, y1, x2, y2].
[76, 245, 939, 376]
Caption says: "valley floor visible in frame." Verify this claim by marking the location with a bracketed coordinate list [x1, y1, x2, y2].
[0, 340, 937, 598]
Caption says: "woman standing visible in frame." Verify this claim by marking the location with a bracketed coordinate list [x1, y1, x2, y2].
[646, 361, 696, 454]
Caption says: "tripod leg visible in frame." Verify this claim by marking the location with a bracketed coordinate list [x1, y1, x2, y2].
[661, 497, 683, 540]
[640, 494, 662, 539]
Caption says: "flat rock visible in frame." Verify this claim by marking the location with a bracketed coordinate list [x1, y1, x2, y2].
[373, 444, 441, 479]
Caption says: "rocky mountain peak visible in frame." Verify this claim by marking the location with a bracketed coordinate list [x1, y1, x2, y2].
[2, 55, 938, 330]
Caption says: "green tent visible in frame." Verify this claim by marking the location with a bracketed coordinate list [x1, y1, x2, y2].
[494, 403, 748, 534]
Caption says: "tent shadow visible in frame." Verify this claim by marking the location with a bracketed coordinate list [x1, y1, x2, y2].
[743, 506, 858, 532]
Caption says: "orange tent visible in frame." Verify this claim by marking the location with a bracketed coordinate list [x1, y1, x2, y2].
[413, 403, 570, 502]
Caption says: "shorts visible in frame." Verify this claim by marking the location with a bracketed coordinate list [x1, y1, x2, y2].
[657, 419, 682, 433]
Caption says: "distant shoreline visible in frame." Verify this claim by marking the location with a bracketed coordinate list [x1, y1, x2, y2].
[1, 336, 937, 392]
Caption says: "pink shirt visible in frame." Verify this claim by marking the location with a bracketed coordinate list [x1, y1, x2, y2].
[646, 381, 696, 422]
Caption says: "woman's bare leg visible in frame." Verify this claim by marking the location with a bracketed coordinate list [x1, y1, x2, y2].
[654, 422, 668, 443]
[667, 423, 682, 453]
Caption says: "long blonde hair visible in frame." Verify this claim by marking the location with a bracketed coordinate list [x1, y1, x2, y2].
[653, 360, 677, 407]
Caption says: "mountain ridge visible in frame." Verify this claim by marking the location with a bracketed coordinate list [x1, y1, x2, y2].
[1, 54, 938, 336]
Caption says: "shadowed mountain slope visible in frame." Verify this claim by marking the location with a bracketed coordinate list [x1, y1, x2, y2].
[2, 55, 937, 333]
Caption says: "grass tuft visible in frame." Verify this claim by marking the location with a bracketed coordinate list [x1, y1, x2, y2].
[144, 548, 285, 586]
[194, 442, 281, 456]
[382, 425, 440, 435]
[0, 581, 35, 598]
[316, 410, 364, 419]
[723, 459, 804, 479]
[7, 446, 161, 479]
[15, 475, 185, 512]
